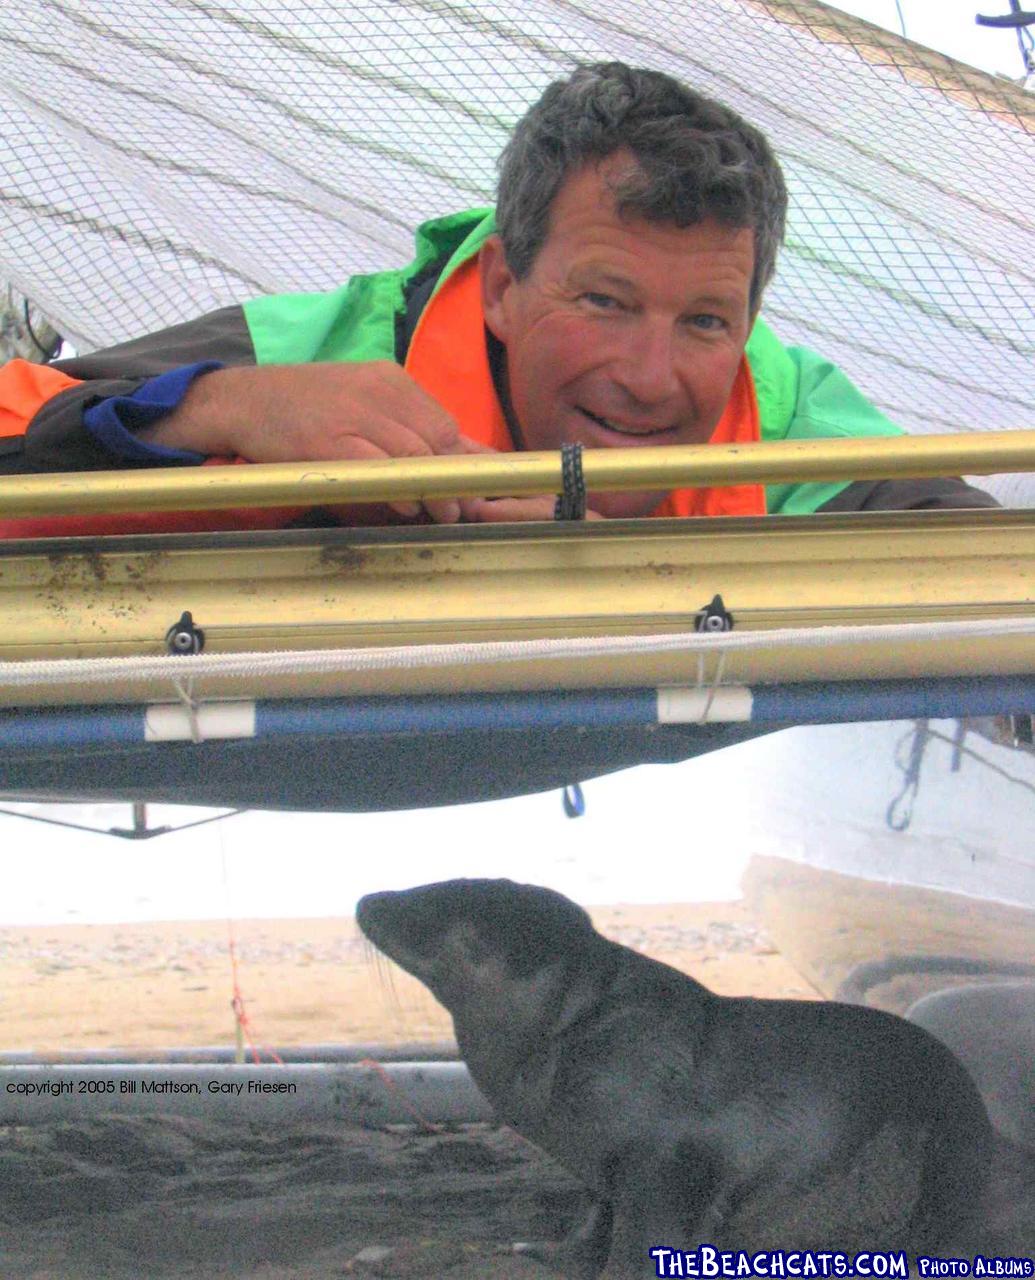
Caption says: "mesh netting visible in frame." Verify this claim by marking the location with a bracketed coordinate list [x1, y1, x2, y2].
[1, 0, 1032, 488]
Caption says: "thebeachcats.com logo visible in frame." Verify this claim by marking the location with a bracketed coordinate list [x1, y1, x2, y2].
[649, 1248, 1035, 1279]
[649, 1249, 907, 1278]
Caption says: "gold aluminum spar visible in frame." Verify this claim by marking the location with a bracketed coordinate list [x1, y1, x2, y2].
[2, 429, 1035, 515]
[0, 429, 1032, 706]
[0, 508, 1032, 707]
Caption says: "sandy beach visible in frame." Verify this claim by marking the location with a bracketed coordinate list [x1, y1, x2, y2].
[2, 901, 815, 1054]
[2, 904, 1030, 1276]
[0, 901, 818, 1278]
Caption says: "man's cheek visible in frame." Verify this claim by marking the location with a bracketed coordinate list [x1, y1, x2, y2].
[687, 349, 742, 404]
[537, 316, 603, 375]
[512, 375, 566, 452]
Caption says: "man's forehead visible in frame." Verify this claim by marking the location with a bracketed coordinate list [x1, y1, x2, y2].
[566, 258, 749, 296]
[543, 160, 754, 258]
[553, 226, 756, 313]
[546, 153, 643, 224]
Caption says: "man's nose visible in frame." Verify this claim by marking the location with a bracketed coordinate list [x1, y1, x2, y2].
[610, 319, 681, 405]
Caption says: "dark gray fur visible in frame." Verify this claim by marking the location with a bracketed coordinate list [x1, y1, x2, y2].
[357, 878, 993, 1278]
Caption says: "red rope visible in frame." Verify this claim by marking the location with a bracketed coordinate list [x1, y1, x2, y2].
[225, 922, 284, 1066]
[356, 1058, 442, 1134]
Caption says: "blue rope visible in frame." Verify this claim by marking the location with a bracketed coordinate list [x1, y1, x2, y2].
[562, 783, 586, 818]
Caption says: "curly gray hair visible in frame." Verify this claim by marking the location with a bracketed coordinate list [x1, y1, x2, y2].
[496, 63, 787, 316]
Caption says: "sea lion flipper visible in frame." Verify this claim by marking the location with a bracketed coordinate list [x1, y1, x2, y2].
[564, 1197, 614, 1277]
[514, 1198, 613, 1279]
[600, 1151, 734, 1277]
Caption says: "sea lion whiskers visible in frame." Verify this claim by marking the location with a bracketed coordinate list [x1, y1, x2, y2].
[359, 931, 405, 1013]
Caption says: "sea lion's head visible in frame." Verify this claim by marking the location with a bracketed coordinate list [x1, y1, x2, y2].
[356, 877, 598, 1012]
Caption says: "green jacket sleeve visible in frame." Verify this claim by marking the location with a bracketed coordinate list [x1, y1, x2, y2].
[747, 322, 995, 513]
[760, 340, 903, 515]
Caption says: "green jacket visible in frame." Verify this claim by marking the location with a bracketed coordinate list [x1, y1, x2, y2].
[1, 207, 994, 517]
[243, 207, 905, 516]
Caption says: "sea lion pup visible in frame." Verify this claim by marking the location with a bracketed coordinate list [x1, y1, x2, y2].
[356, 878, 993, 1277]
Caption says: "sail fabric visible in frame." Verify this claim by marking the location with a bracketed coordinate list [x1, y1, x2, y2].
[0, 0, 1031, 472]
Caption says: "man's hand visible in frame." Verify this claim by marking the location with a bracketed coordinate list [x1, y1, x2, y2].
[138, 361, 604, 525]
[461, 496, 604, 522]
[137, 361, 483, 523]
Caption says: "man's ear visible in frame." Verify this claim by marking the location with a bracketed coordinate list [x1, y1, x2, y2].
[479, 235, 513, 342]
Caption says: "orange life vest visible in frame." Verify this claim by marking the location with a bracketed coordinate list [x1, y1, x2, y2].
[405, 255, 766, 519]
[0, 362, 300, 537]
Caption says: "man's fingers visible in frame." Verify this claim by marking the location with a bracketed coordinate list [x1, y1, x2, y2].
[423, 497, 462, 524]
[462, 496, 606, 523]
[461, 496, 556, 523]
[186, 364, 598, 527]
[391, 500, 425, 519]
[369, 362, 474, 457]
[275, 363, 470, 464]
[415, 433, 497, 521]
[321, 433, 423, 518]
[455, 434, 499, 454]
[169, 363, 476, 473]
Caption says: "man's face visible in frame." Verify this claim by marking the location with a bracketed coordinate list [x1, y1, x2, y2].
[481, 153, 756, 518]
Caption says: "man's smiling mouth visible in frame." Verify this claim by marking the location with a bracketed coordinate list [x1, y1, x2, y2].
[578, 407, 674, 438]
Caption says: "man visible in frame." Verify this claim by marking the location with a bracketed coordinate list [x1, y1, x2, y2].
[0, 63, 995, 536]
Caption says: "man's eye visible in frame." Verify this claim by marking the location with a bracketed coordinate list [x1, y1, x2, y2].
[582, 292, 620, 310]
[687, 314, 727, 331]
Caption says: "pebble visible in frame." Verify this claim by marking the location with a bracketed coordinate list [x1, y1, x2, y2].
[351, 1244, 395, 1267]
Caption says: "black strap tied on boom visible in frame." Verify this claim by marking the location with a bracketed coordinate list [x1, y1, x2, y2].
[554, 442, 586, 521]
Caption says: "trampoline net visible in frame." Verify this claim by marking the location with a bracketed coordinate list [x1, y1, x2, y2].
[0, 0, 1032, 500]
